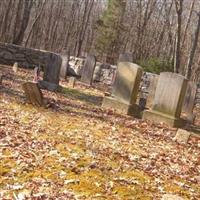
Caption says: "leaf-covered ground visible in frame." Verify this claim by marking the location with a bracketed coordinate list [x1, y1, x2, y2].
[0, 65, 200, 200]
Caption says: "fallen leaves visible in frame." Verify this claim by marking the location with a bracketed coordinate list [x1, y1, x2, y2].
[0, 65, 200, 199]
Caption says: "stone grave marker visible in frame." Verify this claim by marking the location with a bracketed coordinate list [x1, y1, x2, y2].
[13, 62, 18, 73]
[146, 74, 159, 109]
[102, 62, 143, 117]
[39, 53, 62, 91]
[33, 66, 40, 82]
[182, 81, 197, 122]
[143, 72, 188, 127]
[22, 82, 44, 107]
[68, 77, 76, 88]
[174, 129, 191, 144]
[118, 53, 133, 63]
[80, 55, 96, 85]
[60, 49, 70, 79]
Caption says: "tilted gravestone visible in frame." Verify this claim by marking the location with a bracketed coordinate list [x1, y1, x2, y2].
[22, 82, 44, 107]
[118, 53, 133, 63]
[102, 62, 143, 117]
[182, 81, 197, 122]
[80, 55, 96, 85]
[143, 72, 188, 127]
[60, 49, 70, 79]
[145, 74, 159, 109]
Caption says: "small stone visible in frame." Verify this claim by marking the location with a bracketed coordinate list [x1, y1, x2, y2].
[68, 77, 76, 88]
[13, 62, 18, 73]
[161, 194, 184, 200]
[174, 129, 191, 144]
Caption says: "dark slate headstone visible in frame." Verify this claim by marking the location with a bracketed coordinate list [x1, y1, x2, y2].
[43, 53, 62, 85]
[22, 82, 44, 107]
[118, 53, 133, 63]
[40, 53, 62, 91]
[80, 55, 96, 85]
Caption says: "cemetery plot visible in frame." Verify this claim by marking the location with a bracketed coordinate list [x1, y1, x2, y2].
[0, 65, 200, 199]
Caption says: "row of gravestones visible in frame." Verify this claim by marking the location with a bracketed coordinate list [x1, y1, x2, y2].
[102, 61, 197, 128]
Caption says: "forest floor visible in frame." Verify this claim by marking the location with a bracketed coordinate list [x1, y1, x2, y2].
[0, 65, 200, 200]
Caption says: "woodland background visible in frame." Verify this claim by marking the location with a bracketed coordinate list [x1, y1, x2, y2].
[0, 0, 200, 80]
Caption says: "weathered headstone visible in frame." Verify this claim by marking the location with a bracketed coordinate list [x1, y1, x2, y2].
[146, 74, 159, 109]
[33, 66, 40, 82]
[60, 49, 70, 79]
[174, 129, 191, 144]
[68, 77, 76, 88]
[143, 72, 188, 127]
[102, 62, 143, 116]
[13, 62, 18, 73]
[182, 81, 197, 122]
[80, 55, 96, 85]
[118, 53, 133, 63]
[22, 82, 44, 107]
[39, 53, 62, 91]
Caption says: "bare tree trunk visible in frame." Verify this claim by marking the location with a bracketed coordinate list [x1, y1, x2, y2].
[13, 0, 33, 45]
[182, 0, 196, 46]
[174, 0, 183, 73]
[24, 0, 46, 47]
[185, 12, 200, 79]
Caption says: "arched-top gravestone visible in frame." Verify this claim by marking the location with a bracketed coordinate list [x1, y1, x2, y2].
[80, 55, 96, 86]
[143, 72, 188, 127]
[102, 62, 143, 117]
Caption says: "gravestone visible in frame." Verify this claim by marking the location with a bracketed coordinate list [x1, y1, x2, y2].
[118, 53, 133, 63]
[146, 74, 159, 109]
[182, 81, 197, 122]
[60, 49, 70, 79]
[80, 55, 96, 85]
[33, 66, 40, 82]
[143, 72, 188, 127]
[68, 77, 76, 88]
[22, 82, 44, 107]
[102, 62, 143, 117]
[39, 53, 62, 91]
[13, 62, 18, 73]
[174, 129, 191, 144]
